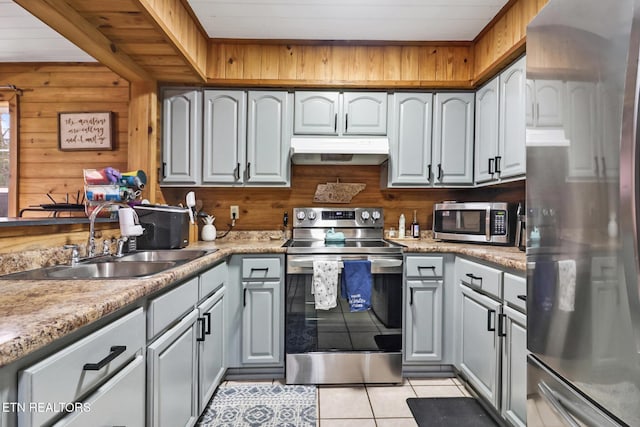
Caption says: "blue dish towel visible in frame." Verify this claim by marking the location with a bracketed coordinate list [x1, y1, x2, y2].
[341, 260, 372, 312]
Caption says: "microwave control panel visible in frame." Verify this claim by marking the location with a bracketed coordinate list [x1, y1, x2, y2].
[492, 210, 507, 235]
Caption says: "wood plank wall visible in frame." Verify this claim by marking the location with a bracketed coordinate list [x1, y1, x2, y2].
[0, 63, 130, 216]
[161, 166, 525, 233]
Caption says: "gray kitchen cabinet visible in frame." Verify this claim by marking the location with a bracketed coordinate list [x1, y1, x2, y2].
[501, 304, 527, 427]
[595, 82, 621, 179]
[405, 280, 443, 363]
[566, 81, 598, 178]
[528, 79, 564, 128]
[161, 88, 202, 185]
[18, 308, 145, 427]
[197, 286, 225, 413]
[498, 56, 527, 180]
[294, 91, 387, 135]
[52, 355, 145, 427]
[386, 93, 434, 186]
[242, 280, 282, 365]
[147, 309, 199, 427]
[246, 91, 291, 185]
[459, 283, 502, 408]
[476, 56, 526, 185]
[433, 92, 474, 185]
[202, 90, 247, 185]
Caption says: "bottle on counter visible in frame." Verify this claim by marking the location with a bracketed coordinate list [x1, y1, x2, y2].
[411, 209, 420, 238]
[398, 213, 406, 238]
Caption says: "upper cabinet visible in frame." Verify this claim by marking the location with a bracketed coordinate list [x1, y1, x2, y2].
[433, 92, 475, 185]
[528, 80, 564, 127]
[163, 88, 292, 187]
[475, 56, 526, 185]
[161, 88, 202, 185]
[294, 91, 387, 135]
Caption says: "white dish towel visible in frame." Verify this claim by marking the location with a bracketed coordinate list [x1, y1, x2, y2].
[557, 259, 576, 312]
[312, 260, 340, 310]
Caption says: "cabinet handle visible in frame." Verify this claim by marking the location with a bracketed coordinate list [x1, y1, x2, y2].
[488, 158, 494, 175]
[601, 156, 606, 177]
[334, 113, 337, 132]
[345, 113, 348, 132]
[247, 162, 251, 180]
[161, 162, 167, 179]
[83, 346, 127, 371]
[427, 164, 432, 181]
[409, 288, 414, 305]
[465, 273, 482, 283]
[204, 312, 212, 334]
[243, 288, 247, 306]
[517, 295, 527, 302]
[235, 163, 240, 181]
[495, 156, 501, 174]
[594, 156, 599, 176]
[197, 318, 206, 342]
[487, 309, 496, 332]
[498, 313, 507, 337]
[437, 163, 443, 181]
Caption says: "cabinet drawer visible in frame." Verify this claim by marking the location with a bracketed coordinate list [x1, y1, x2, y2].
[148, 276, 198, 339]
[18, 308, 144, 427]
[200, 261, 227, 300]
[406, 256, 443, 278]
[503, 273, 527, 312]
[52, 355, 145, 427]
[242, 258, 281, 279]
[457, 257, 502, 299]
[591, 256, 617, 279]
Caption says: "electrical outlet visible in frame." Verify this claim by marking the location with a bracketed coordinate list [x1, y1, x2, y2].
[230, 205, 239, 220]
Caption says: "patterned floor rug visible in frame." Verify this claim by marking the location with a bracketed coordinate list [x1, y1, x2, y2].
[197, 383, 317, 427]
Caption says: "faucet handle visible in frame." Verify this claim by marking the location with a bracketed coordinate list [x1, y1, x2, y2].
[63, 244, 80, 265]
[102, 238, 113, 255]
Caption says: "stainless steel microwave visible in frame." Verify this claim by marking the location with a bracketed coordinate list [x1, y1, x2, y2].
[432, 202, 516, 245]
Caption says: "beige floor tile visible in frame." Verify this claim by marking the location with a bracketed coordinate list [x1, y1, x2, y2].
[458, 385, 473, 397]
[320, 419, 376, 427]
[375, 418, 419, 427]
[223, 379, 275, 386]
[366, 385, 416, 418]
[408, 377, 457, 386]
[412, 385, 465, 398]
[319, 386, 373, 419]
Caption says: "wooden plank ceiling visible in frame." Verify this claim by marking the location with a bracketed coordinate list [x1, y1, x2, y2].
[14, 0, 208, 83]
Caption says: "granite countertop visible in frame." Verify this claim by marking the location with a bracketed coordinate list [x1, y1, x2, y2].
[0, 233, 524, 368]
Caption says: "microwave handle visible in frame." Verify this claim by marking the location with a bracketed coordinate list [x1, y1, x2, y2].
[485, 207, 491, 241]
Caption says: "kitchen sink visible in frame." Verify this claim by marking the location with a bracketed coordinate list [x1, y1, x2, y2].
[112, 249, 211, 263]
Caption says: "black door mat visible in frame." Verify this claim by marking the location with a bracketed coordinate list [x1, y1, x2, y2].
[407, 397, 500, 427]
[374, 333, 402, 351]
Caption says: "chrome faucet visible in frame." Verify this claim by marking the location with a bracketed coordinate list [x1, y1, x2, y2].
[87, 201, 132, 258]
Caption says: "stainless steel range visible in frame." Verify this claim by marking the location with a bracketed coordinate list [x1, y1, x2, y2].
[285, 207, 404, 384]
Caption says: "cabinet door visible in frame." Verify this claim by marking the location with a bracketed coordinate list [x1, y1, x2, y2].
[246, 91, 291, 185]
[388, 93, 433, 185]
[596, 82, 621, 179]
[53, 355, 145, 427]
[242, 281, 281, 365]
[202, 90, 246, 185]
[535, 80, 564, 127]
[147, 310, 198, 427]
[433, 92, 474, 185]
[161, 88, 201, 184]
[404, 280, 443, 363]
[475, 78, 500, 184]
[526, 79, 535, 127]
[294, 91, 339, 135]
[501, 305, 527, 427]
[198, 288, 225, 414]
[343, 92, 387, 135]
[459, 284, 501, 408]
[566, 81, 597, 178]
[498, 56, 526, 179]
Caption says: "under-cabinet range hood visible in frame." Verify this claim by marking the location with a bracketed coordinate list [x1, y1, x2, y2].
[290, 137, 389, 165]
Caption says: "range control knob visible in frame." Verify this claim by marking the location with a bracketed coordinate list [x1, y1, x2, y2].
[296, 210, 306, 221]
[308, 210, 317, 220]
[361, 211, 370, 221]
[371, 211, 381, 221]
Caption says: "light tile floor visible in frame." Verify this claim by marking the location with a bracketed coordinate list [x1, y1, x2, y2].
[223, 377, 472, 426]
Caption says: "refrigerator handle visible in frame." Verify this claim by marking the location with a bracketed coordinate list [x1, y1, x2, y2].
[537, 381, 581, 427]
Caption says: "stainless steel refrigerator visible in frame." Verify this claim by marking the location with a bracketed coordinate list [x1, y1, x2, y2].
[526, 0, 640, 425]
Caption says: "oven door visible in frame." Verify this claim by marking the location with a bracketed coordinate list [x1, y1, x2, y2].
[285, 254, 403, 384]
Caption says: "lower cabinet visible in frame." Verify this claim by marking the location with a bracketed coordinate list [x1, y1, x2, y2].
[501, 305, 527, 427]
[197, 287, 226, 412]
[147, 309, 199, 427]
[404, 280, 443, 363]
[242, 281, 281, 365]
[459, 284, 502, 408]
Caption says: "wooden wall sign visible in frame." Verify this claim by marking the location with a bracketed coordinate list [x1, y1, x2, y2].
[58, 111, 114, 151]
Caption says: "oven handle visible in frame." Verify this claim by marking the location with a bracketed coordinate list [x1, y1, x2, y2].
[287, 258, 402, 269]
